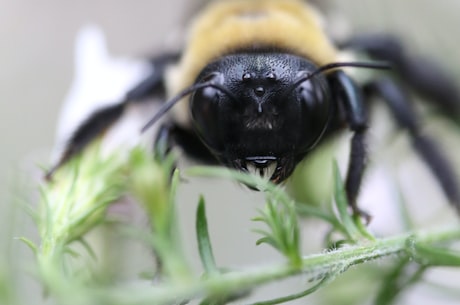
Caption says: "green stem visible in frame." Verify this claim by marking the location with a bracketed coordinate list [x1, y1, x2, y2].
[44, 226, 460, 305]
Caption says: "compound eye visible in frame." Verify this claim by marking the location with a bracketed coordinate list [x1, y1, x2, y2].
[202, 71, 224, 85]
[198, 71, 225, 100]
[190, 72, 227, 151]
[201, 86, 218, 101]
[296, 80, 324, 108]
[196, 72, 225, 101]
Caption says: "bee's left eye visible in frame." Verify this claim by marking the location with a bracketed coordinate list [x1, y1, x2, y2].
[297, 81, 315, 105]
[190, 72, 228, 152]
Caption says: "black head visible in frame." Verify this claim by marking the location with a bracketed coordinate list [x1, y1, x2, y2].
[190, 53, 332, 183]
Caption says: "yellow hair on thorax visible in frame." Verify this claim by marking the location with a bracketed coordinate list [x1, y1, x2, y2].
[166, 0, 339, 125]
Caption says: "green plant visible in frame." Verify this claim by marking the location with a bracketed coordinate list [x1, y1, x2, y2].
[19, 142, 460, 305]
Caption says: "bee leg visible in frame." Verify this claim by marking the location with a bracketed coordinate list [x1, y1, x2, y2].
[341, 34, 460, 120]
[365, 78, 460, 211]
[126, 53, 180, 102]
[329, 70, 371, 222]
[154, 123, 218, 164]
[47, 52, 179, 179]
[45, 102, 125, 180]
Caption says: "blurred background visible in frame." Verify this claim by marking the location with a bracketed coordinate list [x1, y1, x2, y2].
[1, 0, 460, 304]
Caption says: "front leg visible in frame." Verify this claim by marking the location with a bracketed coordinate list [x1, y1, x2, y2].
[154, 123, 218, 165]
[329, 70, 370, 220]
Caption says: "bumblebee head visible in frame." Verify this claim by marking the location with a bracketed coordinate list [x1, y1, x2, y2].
[142, 54, 387, 184]
[190, 53, 332, 183]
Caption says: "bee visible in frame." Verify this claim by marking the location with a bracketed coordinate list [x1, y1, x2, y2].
[48, 0, 460, 217]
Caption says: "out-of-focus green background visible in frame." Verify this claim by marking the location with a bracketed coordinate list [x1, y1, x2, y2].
[1, 0, 460, 304]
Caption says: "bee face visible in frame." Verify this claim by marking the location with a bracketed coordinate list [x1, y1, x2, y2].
[190, 53, 331, 182]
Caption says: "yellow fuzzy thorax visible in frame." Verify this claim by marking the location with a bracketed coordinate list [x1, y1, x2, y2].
[166, 0, 339, 125]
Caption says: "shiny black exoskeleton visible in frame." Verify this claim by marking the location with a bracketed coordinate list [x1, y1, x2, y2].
[191, 53, 331, 183]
